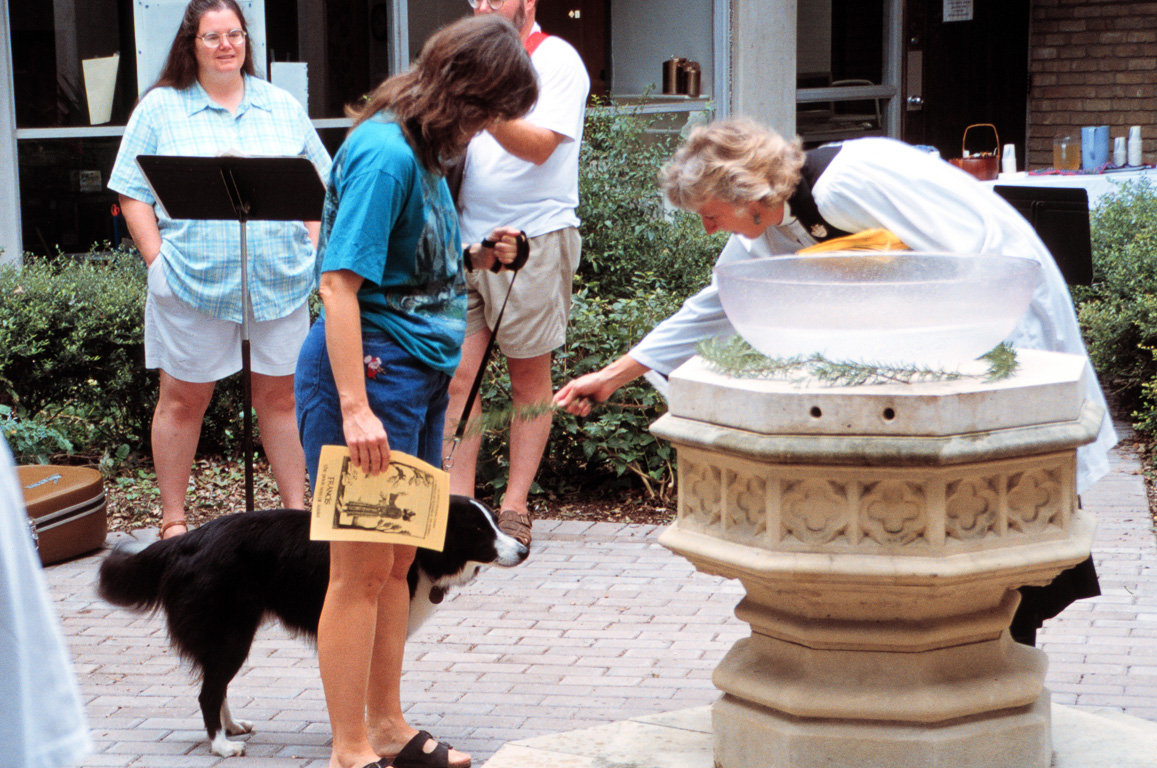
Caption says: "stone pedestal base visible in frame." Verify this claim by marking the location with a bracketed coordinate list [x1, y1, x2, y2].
[713, 692, 1053, 768]
[713, 629, 1048, 723]
[650, 352, 1104, 768]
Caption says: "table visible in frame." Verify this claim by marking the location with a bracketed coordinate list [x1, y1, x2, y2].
[983, 168, 1157, 208]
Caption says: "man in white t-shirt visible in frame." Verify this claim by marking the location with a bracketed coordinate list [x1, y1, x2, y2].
[445, 0, 590, 547]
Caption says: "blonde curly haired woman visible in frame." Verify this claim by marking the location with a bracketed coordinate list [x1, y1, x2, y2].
[555, 118, 1117, 647]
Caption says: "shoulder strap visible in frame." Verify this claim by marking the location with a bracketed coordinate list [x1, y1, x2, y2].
[785, 145, 851, 242]
[524, 31, 549, 55]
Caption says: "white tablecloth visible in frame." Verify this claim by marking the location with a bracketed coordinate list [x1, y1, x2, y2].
[983, 168, 1157, 208]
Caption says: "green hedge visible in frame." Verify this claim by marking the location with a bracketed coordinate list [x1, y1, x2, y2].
[1075, 179, 1157, 437]
[0, 249, 253, 467]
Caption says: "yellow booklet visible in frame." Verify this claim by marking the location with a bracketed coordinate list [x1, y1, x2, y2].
[309, 445, 449, 550]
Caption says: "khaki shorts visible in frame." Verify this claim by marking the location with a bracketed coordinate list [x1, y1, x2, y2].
[144, 254, 310, 383]
[465, 227, 581, 359]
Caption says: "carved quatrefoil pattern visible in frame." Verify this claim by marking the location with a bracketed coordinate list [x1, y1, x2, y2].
[677, 450, 1070, 552]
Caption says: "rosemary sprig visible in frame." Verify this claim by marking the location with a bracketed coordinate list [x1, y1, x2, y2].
[696, 336, 1019, 386]
[448, 400, 559, 441]
[445, 396, 659, 442]
[979, 342, 1019, 381]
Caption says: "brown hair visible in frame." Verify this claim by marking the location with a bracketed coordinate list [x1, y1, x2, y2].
[659, 118, 806, 210]
[151, 0, 256, 92]
[348, 15, 539, 174]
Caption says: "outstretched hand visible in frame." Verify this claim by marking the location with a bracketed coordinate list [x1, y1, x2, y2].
[553, 354, 654, 416]
[552, 375, 602, 417]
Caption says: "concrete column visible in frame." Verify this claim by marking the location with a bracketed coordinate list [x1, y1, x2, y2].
[730, 0, 795, 137]
[0, 0, 22, 265]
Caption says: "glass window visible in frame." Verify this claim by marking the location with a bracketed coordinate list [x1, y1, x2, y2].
[796, 0, 888, 147]
[268, 0, 390, 120]
[11, 0, 138, 129]
[9, 0, 720, 254]
[18, 137, 124, 254]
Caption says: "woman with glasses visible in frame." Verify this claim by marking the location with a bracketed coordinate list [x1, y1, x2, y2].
[109, 0, 331, 542]
[294, 14, 536, 768]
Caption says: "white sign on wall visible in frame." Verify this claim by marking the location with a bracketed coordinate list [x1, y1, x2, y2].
[132, 0, 267, 96]
[943, 0, 974, 23]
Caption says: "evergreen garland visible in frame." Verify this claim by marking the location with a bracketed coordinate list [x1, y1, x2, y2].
[696, 336, 1019, 387]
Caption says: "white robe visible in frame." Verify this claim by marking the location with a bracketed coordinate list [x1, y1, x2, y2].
[630, 137, 1117, 493]
[0, 438, 91, 768]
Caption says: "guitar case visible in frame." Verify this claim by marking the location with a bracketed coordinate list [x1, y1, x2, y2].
[18, 465, 107, 566]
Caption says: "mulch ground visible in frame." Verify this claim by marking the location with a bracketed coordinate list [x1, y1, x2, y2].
[104, 455, 677, 533]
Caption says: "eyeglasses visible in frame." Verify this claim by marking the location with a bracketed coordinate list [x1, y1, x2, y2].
[196, 29, 247, 48]
[467, 0, 508, 9]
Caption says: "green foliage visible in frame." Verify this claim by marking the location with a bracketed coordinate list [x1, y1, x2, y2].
[0, 404, 74, 464]
[577, 98, 724, 299]
[464, 283, 682, 501]
[0, 246, 254, 466]
[546, 283, 683, 500]
[0, 249, 151, 463]
[695, 336, 1019, 386]
[1075, 179, 1157, 436]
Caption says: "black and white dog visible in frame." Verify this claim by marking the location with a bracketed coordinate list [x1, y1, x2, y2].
[97, 496, 527, 757]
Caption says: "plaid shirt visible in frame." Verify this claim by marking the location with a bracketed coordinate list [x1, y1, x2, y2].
[109, 76, 332, 322]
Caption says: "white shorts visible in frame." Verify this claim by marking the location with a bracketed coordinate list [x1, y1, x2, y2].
[465, 227, 581, 359]
[144, 255, 310, 384]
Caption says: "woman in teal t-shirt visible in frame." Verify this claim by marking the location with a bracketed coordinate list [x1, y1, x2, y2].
[294, 16, 536, 768]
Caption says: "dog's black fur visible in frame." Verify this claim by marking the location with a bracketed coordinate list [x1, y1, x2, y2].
[97, 495, 527, 756]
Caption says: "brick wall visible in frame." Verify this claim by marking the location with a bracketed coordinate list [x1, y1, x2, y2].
[1027, 0, 1157, 169]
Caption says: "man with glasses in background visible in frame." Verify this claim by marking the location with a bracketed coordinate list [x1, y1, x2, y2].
[445, 0, 590, 548]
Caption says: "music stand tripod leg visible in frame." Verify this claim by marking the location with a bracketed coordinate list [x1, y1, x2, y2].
[239, 219, 255, 513]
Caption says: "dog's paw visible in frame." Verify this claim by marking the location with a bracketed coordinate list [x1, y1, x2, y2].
[220, 699, 253, 736]
[210, 733, 246, 757]
[224, 718, 254, 736]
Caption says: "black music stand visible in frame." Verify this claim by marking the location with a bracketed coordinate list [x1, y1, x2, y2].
[137, 154, 325, 511]
[994, 185, 1093, 286]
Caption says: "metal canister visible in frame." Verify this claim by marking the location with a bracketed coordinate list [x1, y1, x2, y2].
[682, 61, 701, 98]
[663, 57, 686, 95]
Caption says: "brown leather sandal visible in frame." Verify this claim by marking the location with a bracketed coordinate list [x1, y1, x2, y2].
[160, 518, 188, 539]
[498, 510, 532, 548]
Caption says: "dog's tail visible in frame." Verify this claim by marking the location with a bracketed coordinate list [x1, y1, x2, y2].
[97, 541, 172, 612]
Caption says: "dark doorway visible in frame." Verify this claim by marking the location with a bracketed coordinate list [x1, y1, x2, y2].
[903, 0, 1030, 165]
[535, 0, 608, 99]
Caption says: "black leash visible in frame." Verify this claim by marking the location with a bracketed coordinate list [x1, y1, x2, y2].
[443, 231, 529, 470]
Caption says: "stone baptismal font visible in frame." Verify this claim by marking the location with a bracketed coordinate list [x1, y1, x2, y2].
[653, 253, 1101, 768]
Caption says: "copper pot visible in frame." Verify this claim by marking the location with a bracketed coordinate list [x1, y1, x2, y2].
[682, 61, 701, 98]
[663, 58, 686, 95]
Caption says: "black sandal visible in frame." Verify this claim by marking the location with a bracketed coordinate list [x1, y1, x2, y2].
[387, 730, 470, 768]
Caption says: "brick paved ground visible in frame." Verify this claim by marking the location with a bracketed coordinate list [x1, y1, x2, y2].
[1037, 416, 1157, 720]
[43, 413, 1157, 767]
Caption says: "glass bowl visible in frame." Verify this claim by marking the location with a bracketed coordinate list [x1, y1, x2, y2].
[714, 252, 1041, 368]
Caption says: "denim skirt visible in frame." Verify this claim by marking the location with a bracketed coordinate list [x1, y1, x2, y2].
[295, 318, 451, 489]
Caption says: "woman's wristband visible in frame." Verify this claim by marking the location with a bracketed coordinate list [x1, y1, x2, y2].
[481, 238, 503, 272]
[463, 241, 501, 273]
